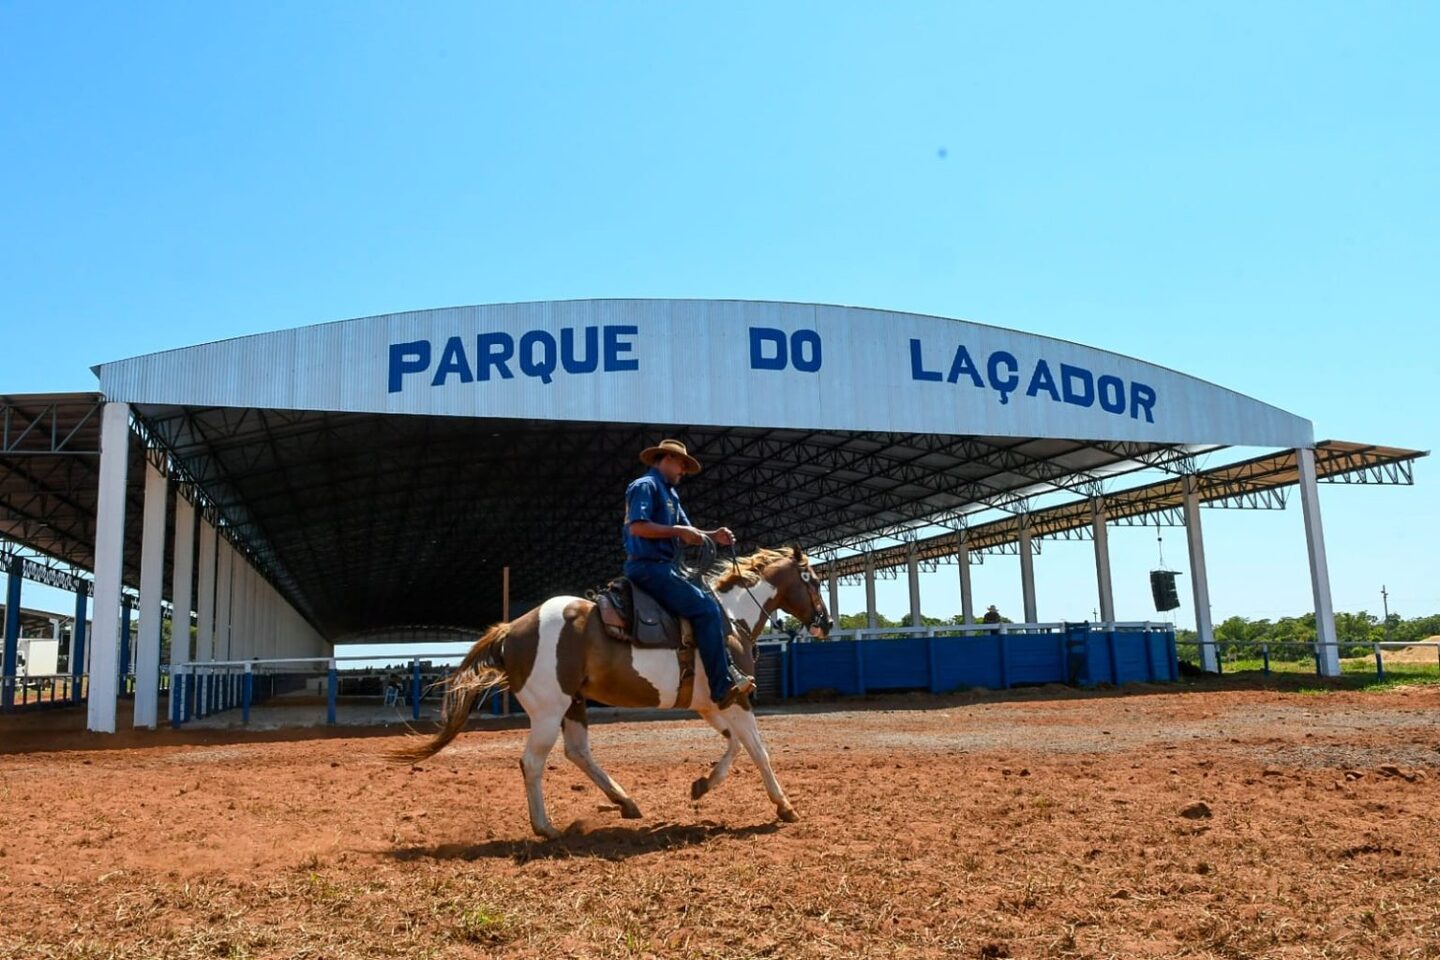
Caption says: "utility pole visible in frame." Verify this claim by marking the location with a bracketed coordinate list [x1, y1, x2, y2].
[1381, 584, 1391, 638]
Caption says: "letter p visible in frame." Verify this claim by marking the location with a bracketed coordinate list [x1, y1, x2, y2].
[388, 340, 432, 393]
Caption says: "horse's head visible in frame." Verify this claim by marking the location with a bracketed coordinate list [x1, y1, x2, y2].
[765, 546, 834, 639]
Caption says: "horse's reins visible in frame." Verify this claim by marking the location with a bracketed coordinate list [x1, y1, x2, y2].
[724, 542, 796, 642]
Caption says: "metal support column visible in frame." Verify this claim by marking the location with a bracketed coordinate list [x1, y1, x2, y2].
[2, 555, 22, 711]
[906, 542, 922, 627]
[1297, 447, 1341, 677]
[87, 402, 131, 733]
[1091, 498, 1114, 623]
[169, 492, 196, 725]
[826, 568, 839, 626]
[957, 534, 974, 625]
[133, 459, 168, 728]
[863, 552, 877, 630]
[1182, 475, 1218, 673]
[214, 540, 233, 661]
[1018, 517, 1037, 624]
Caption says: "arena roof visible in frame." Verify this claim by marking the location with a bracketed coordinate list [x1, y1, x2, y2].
[0, 301, 1427, 638]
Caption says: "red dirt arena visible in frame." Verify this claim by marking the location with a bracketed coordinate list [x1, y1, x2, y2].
[2, 678, 1438, 960]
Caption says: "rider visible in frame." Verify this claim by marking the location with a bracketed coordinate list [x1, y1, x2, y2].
[623, 439, 756, 708]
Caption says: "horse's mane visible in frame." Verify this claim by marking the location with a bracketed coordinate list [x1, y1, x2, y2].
[708, 546, 806, 592]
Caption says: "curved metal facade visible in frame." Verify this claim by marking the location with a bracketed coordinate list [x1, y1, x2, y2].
[96, 300, 1314, 448]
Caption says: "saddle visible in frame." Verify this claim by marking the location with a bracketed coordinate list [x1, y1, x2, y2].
[594, 578, 695, 649]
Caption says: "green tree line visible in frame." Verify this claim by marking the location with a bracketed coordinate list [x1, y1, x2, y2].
[1175, 611, 1440, 661]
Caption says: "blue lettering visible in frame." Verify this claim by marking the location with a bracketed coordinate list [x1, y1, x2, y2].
[604, 325, 639, 372]
[476, 332, 515, 381]
[791, 330, 822, 372]
[430, 336, 473, 387]
[560, 326, 599, 374]
[909, 339, 942, 382]
[388, 340, 431, 393]
[519, 330, 558, 384]
[1060, 364, 1094, 407]
[946, 346, 983, 387]
[1025, 359, 1061, 402]
[986, 351, 1020, 405]
[750, 328, 788, 371]
[1130, 381, 1157, 422]
[1097, 375, 1126, 414]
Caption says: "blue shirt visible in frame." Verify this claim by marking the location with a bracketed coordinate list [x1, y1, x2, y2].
[624, 466, 691, 563]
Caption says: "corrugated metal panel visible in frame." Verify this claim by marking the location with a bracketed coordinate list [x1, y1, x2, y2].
[95, 300, 1315, 448]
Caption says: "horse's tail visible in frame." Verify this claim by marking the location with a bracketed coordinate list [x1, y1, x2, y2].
[388, 622, 511, 764]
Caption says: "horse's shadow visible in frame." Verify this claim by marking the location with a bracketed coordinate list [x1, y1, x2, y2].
[386, 818, 780, 863]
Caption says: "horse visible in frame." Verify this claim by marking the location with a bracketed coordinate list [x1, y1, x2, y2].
[392, 546, 833, 839]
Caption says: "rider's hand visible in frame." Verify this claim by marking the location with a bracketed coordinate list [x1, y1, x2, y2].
[674, 525, 705, 545]
[710, 527, 735, 546]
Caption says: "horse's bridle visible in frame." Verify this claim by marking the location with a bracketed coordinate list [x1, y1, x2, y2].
[795, 565, 835, 636]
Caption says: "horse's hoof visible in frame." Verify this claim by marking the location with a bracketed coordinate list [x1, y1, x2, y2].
[533, 824, 562, 840]
[690, 777, 710, 801]
[620, 801, 643, 820]
[777, 804, 800, 823]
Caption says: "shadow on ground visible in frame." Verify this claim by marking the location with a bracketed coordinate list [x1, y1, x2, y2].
[384, 819, 781, 863]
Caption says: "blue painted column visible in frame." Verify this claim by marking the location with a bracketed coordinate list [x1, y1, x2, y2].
[3, 555, 23, 711]
[71, 587, 88, 702]
[118, 598, 133, 692]
[411, 659, 422, 721]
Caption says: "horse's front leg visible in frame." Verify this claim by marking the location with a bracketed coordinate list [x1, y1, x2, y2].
[691, 708, 740, 800]
[723, 706, 799, 822]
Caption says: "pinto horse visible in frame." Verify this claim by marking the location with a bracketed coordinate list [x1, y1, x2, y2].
[393, 547, 832, 839]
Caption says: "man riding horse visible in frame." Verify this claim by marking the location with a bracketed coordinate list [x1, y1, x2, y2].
[623, 439, 756, 709]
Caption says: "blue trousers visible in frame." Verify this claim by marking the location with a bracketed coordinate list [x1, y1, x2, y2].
[625, 561, 736, 703]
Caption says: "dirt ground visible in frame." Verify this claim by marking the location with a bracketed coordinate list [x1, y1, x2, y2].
[2, 679, 1438, 959]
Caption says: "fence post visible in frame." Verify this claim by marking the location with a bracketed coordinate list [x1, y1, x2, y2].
[1262, 644, 1271, 676]
[926, 633, 939, 694]
[326, 660, 338, 725]
[170, 670, 183, 729]
[1374, 642, 1384, 680]
[998, 625, 1010, 690]
[854, 634, 866, 696]
[242, 663, 253, 725]
[411, 658, 422, 721]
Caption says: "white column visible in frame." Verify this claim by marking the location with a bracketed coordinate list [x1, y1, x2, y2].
[87, 402, 131, 734]
[1091, 499, 1114, 623]
[1183, 475, 1218, 672]
[957, 534, 974, 625]
[169, 494, 196, 672]
[214, 539, 234, 660]
[194, 517, 217, 662]
[906, 542, 922, 627]
[1297, 448, 1340, 676]
[863, 552, 877, 630]
[133, 459, 169, 729]
[826, 568, 840, 628]
[1018, 517, 1037, 624]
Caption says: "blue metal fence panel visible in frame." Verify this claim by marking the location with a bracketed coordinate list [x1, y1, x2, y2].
[786, 628, 1176, 698]
[860, 637, 929, 691]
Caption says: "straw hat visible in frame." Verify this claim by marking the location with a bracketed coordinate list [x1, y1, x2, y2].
[639, 438, 701, 474]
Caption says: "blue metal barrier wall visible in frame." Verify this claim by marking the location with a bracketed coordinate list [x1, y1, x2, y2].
[767, 626, 1177, 699]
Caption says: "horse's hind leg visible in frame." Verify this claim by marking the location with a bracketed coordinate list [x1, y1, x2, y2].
[561, 700, 641, 819]
[691, 709, 740, 801]
[724, 707, 799, 823]
[519, 710, 565, 839]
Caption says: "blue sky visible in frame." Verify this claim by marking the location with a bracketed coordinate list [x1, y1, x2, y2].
[2, 2, 1436, 636]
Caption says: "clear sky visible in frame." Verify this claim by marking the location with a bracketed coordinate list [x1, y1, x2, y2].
[2, 2, 1436, 636]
